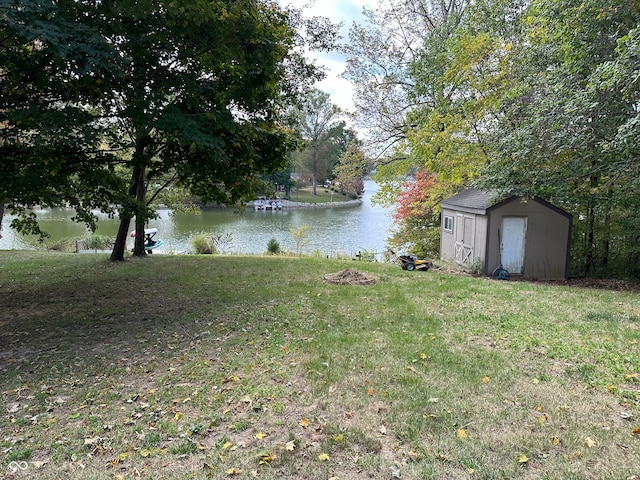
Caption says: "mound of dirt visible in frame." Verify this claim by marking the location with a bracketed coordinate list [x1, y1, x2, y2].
[323, 269, 377, 285]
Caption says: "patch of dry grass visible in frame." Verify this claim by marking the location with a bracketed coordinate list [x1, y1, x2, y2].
[0, 252, 639, 479]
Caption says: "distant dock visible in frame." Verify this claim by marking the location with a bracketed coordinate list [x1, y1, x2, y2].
[250, 199, 283, 211]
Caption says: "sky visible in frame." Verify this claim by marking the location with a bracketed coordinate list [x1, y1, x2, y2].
[280, 0, 378, 112]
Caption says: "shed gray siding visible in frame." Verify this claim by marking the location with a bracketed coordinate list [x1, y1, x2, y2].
[440, 208, 487, 266]
[485, 197, 572, 280]
[440, 189, 572, 280]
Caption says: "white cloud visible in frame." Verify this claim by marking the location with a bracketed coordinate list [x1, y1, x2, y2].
[281, 0, 378, 112]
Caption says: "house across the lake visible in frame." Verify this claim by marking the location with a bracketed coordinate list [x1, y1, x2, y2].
[440, 189, 572, 280]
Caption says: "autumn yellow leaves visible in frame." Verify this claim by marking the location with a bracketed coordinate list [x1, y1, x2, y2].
[197, 416, 342, 477]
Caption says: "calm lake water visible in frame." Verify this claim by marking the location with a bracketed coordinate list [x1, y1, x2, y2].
[0, 180, 395, 257]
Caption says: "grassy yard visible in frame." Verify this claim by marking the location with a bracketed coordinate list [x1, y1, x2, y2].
[0, 252, 639, 479]
[288, 186, 353, 204]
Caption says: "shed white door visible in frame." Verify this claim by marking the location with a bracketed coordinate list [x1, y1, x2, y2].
[501, 217, 527, 274]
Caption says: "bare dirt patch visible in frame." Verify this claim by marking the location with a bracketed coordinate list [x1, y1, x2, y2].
[323, 269, 377, 285]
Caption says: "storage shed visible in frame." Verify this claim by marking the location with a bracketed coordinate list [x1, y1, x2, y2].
[440, 189, 572, 280]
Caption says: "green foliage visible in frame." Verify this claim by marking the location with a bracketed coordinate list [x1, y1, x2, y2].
[1, 0, 334, 260]
[267, 238, 281, 255]
[6, 448, 31, 463]
[469, 257, 485, 276]
[388, 214, 441, 261]
[356, 249, 377, 262]
[0, 0, 125, 238]
[475, 0, 640, 277]
[332, 142, 369, 197]
[83, 234, 114, 250]
[292, 89, 347, 194]
[190, 233, 216, 255]
[386, 170, 441, 257]
[347, 0, 640, 278]
[290, 224, 310, 256]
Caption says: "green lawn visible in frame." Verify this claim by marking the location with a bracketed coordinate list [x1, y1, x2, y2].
[288, 186, 353, 204]
[0, 252, 639, 479]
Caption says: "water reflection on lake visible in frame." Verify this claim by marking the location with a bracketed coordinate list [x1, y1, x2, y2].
[0, 181, 394, 257]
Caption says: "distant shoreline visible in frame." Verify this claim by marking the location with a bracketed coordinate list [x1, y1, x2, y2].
[247, 198, 362, 209]
[200, 198, 363, 210]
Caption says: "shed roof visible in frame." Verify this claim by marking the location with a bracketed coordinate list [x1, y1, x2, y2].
[441, 188, 573, 219]
[440, 188, 499, 214]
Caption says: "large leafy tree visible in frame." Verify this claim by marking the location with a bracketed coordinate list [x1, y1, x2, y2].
[293, 89, 344, 195]
[479, 0, 640, 275]
[346, 0, 640, 276]
[344, 0, 497, 258]
[1, 0, 125, 238]
[344, 0, 477, 211]
[1, 0, 333, 260]
[389, 169, 440, 258]
[343, 0, 470, 158]
[90, 0, 301, 260]
[331, 134, 370, 198]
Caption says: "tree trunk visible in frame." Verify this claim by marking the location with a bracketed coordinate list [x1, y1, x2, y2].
[0, 202, 5, 239]
[110, 164, 148, 260]
[110, 215, 132, 261]
[600, 203, 611, 270]
[132, 164, 148, 257]
[584, 204, 595, 277]
[629, 231, 640, 278]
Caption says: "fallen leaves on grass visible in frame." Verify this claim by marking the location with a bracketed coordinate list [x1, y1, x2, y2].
[259, 452, 276, 464]
[299, 418, 310, 428]
[406, 450, 421, 461]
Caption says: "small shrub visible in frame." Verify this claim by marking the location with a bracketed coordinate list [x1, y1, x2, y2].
[355, 249, 376, 262]
[267, 237, 281, 255]
[83, 234, 114, 250]
[469, 257, 484, 275]
[290, 224, 310, 256]
[190, 233, 216, 254]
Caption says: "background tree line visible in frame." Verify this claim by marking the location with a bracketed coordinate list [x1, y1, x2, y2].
[268, 88, 369, 200]
[345, 0, 640, 277]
